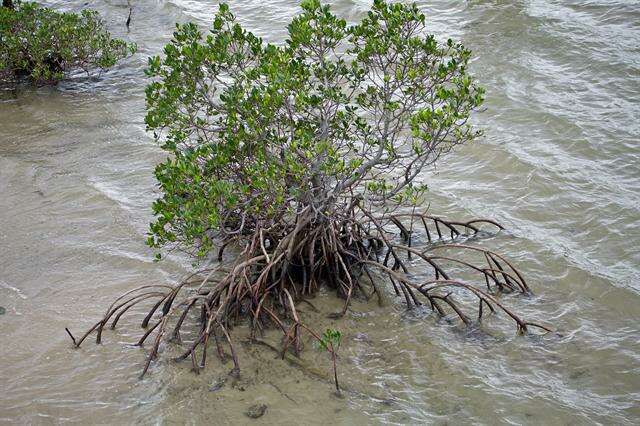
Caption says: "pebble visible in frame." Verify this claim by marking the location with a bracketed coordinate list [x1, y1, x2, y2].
[209, 378, 226, 392]
[245, 403, 267, 419]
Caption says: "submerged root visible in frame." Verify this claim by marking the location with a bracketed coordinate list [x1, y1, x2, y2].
[66, 204, 551, 389]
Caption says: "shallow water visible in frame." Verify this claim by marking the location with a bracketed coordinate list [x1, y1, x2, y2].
[1, 0, 639, 424]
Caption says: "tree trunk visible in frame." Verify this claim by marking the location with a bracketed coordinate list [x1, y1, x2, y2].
[2, 0, 14, 10]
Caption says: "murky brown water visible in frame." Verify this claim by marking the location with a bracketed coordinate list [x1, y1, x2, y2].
[1, 0, 639, 424]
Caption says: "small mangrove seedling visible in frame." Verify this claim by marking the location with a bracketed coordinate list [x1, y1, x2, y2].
[0, 1, 135, 86]
[319, 329, 342, 394]
[66, 0, 551, 390]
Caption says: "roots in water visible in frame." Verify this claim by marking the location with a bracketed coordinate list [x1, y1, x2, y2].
[66, 205, 551, 390]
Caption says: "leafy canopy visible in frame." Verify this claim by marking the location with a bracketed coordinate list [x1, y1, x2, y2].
[145, 0, 484, 258]
[0, 1, 135, 85]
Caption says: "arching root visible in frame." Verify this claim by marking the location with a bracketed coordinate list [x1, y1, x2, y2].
[66, 205, 551, 390]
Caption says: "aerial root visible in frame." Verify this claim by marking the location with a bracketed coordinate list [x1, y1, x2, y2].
[66, 206, 551, 390]
[366, 212, 504, 245]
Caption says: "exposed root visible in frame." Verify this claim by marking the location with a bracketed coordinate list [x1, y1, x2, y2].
[367, 212, 504, 245]
[66, 205, 551, 389]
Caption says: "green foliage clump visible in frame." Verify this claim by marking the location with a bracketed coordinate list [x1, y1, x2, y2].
[0, 1, 135, 85]
[144, 0, 484, 259]
[319, 328, 342, 351]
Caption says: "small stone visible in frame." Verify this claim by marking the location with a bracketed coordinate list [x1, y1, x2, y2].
[0, 307, 5, 315]
[245, 403, 267, 419]
[209, 378, 226, 392]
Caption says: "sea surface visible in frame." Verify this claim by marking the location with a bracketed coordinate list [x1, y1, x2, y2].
[1, 0, 639, 424]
